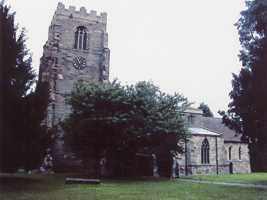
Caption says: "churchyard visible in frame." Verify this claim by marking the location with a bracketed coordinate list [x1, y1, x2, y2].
[1, 173, 267, 200]
[2, 1, 267, 199]
[185, 173, 267, 185]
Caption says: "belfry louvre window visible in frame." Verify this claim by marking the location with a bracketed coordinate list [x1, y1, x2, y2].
[74, 26, 87, 50]
[201, 138, 210, 164]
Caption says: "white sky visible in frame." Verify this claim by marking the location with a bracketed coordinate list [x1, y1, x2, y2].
[8, 0, 246, 116]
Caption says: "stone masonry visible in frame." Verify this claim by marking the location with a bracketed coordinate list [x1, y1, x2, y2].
[39, 3, 251, 175]
[176, 108, 251, 175]
[39, 3, 110, 169]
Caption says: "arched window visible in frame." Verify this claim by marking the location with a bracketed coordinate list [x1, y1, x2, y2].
[239, 146, 242, 160]
[229, 146, 232, 160]
[74, 26, 87, 50]
[201, 138, 210, 164]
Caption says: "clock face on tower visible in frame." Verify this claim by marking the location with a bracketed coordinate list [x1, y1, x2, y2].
[73, 56, 87, 70]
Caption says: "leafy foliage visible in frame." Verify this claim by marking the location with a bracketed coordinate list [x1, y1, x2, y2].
[0, 2, 50, 172]
[62, 80, 189, 177]
[198, 103, 214, 117]
[219, 0, 267, 171]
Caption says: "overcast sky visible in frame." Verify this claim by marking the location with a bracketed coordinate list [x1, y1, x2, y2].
[8, 0, 246, 116]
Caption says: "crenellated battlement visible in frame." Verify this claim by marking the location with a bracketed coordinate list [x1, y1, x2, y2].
[55, 2, 107, 24]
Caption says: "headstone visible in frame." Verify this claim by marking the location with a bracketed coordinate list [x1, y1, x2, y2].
[170, 151, 179, 179]
[152, 154, 159, 177]
[40, 148, 54, 173]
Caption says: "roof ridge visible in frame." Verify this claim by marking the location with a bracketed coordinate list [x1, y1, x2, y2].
[188, 127, 221, 136]
[198, 126, 223, 135]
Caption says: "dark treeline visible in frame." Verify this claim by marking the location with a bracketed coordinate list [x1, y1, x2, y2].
[220, 0, 267, 172]
[0, 2, 50, 172]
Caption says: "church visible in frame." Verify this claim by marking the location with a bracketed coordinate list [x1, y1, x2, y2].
[38, 3, 251, 175]
[178, 108, 251, 175]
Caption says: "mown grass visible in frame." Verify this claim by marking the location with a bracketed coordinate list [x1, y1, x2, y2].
[0, 173, 267, 200]
[186, 173, 267, 185]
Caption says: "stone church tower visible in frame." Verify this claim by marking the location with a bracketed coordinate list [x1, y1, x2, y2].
[38, 3, 110, 169]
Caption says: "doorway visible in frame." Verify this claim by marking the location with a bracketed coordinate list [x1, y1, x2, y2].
[229, 162, 233, 174]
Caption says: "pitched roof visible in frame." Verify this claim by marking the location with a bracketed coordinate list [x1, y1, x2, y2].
[183, 107, 203, 115]
[188, 127, 221, 136]
[189, 116, 242, 142]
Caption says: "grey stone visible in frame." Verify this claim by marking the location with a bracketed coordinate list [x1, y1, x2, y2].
[177, 108, 251, 175]
[38, 3, 110, 169]
[152, 154, 159, 177]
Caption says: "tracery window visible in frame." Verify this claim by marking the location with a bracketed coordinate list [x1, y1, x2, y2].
[229, 146, 232, 160]
[74, 26, 87, 50]
[201, 138, 210, 164]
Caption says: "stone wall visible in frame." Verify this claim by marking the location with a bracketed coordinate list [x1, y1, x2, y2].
[178, 135, 223, 175]
[177, 135, 251, 175]
[224, 142, 251, 173]
[39, 3, 109, 170]
[40, 2, 109, 124]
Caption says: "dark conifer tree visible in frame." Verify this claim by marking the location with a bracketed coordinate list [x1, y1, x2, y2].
[219, 0, 267, 171]
[198, 103, 213, 117]
[0, 2, 49, 172]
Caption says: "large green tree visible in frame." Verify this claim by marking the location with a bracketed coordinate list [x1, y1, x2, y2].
[0, 2, 50, 172]
[219, 0, 267, 171]
[62, 80, 189, 177]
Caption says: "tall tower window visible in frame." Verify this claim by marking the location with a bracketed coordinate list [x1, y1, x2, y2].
[74, 26, 87, 50]
[201, 138, 210, 164]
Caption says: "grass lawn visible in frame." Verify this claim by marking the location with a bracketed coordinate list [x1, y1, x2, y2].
[1, 173, 267, 200]
[186, 173, 267, 185]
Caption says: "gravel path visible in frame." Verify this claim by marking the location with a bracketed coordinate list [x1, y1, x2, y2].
[179, 178, 267, 189]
